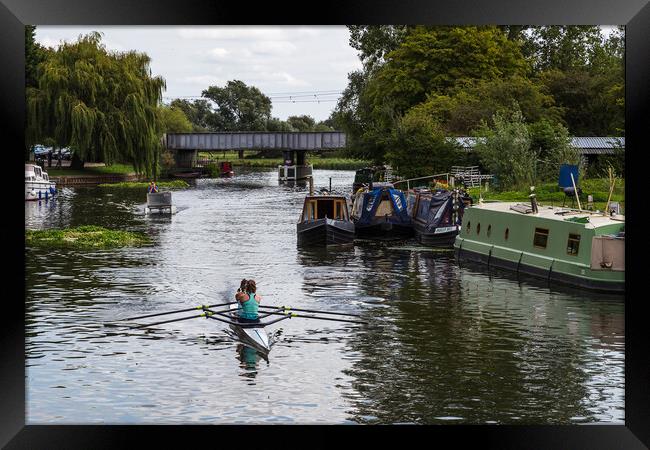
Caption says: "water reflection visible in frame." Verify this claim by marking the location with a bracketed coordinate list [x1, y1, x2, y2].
[25, 169, 624, 424]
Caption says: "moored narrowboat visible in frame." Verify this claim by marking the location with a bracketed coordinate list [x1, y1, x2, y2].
[351, 183, 413, 239]
[297, 194, 355, 246]
[454, 201, 625, 292]
[406, 188, 472, 246]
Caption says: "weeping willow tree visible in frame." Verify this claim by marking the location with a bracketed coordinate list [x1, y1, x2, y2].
[27, 32, 166, 176]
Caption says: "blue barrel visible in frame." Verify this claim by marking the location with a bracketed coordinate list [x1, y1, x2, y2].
[558, 164, 579, 188]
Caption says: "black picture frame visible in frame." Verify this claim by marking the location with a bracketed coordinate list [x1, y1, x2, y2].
[2, 0, 648, 447]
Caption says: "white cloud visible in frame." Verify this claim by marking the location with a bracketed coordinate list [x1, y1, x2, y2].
[207, 48, 230, 59]
[182, 75, 225, 86]
[249, 41, 297, 56]
[177, 27, 288, 41]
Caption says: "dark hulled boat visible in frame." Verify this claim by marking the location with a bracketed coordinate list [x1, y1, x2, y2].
[406, 188, 472, 246]
[351, 183, 413, 239]
[297, 194, 355, 246]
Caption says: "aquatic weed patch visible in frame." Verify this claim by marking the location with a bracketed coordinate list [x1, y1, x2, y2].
[26, 225, 151, 249]
[98, 180, 190, 189]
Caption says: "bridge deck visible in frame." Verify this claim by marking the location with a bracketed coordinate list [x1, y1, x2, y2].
[166, 132, 346, 151]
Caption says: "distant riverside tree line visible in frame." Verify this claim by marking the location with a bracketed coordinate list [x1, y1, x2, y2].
[331, 25, 625, 188]
[26, 25, 624, 185]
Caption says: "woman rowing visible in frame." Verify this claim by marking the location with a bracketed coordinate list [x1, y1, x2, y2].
[235, 279, 262, 323]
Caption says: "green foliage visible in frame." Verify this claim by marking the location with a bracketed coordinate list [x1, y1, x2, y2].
[25, 225, 151, 249]
[170, 98, 212, 131]
[474, 108, 536, 190]
[528, 119, 582, 182]
[27, 32, 166, 176]
[286, 115, 316, 131]
[415, 75, 562, 135]
[201, 80, 271, 131]
[158, 105, 193, 133]
[385, 109, 463, 179]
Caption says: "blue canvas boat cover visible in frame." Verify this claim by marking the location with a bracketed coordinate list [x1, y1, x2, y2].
[413, 190, 467, 233]
[357, 187, 411, 225]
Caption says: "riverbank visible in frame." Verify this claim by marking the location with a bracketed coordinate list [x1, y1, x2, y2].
[26, 225, 151, 249]
[466, 178, 625, 212]
[198, 151, 371, 170]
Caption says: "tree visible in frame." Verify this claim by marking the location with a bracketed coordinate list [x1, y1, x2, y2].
[385, 108, 463, 179]
[474, 107, 536, 190]
[27, 32, 166, 175]
[265, 117, 293, 132]
[158, 105, 193, 133]
[170, 98, 212, 131]
[286, 115, 316, 131]
[415, 75, 563, 135]
[347, 25, 410, 73]
[528, 119, 581, 182]
[201, 80, 271, 131]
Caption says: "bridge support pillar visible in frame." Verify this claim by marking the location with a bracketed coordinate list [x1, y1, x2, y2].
[278, 149, 312, 182]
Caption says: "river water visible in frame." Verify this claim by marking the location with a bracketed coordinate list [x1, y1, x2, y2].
[25, 169, 624, 424]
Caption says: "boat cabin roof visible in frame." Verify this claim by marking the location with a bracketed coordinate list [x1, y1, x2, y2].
[471, 201, 624, 229]
[303, 195, 348, 202]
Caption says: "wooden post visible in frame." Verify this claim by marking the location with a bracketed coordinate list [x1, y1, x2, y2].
[570, 173, 582, 210]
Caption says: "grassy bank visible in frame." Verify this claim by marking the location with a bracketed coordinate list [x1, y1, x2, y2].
[466, 178, 625, 212]
[198, 151, 371, 170]
[26, 225, 151, 249]
[97, 180, 190, 189]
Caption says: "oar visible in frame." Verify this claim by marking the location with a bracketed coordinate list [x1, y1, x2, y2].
[132, 305, 239, 329]
[258, 310, 368, 325]
[258, 304, 364, 318]
[109, 301, 238, 323]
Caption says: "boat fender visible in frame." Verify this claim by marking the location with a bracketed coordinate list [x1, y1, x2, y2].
[547, 259, 555, 283]
[487, 246, 493, 268]
[516, 252, 524, 275]
[38, 191, 42, 200]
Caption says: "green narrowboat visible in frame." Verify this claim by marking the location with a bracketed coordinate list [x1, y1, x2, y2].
[454, 201, 625, 292]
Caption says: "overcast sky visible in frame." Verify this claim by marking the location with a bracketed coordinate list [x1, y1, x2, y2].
[35, 26, 363, 122]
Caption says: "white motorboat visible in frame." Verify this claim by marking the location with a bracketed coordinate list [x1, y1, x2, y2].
[25, 163, 56, 201]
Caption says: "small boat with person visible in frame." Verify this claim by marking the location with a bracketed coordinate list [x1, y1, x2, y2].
[109, 301, 368, 355]
[25, 163, 56, 201]
[297, 178, 354, 246]
[351, 182, 413, 239]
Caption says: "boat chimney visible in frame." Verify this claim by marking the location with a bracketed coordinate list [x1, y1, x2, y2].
[308, 176, 314, 196]
[529, 186, 538, 214]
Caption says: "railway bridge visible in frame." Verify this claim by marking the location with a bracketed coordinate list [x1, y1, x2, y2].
[165, 131, 347, 180]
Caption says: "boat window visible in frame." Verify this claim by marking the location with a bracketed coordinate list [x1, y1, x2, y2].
[533, 228, 549, 249]
[304, 200, 317, 221]
[567, 233, 580, 256]
[467, 221, 471, 233]
[316, 200, 335, 219]
[476, 223, 481, 235]
[487, 225, 491, 237]
[505, 228, 509, 240]
[334, 201, 346, 220]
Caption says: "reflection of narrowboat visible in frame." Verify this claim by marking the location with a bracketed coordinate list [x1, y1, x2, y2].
[351, 183, 413, 239]
[454, 201, 625, 292]
[297, 194, 355, 246]
[407, 188, 472, 246]
[220, 161, 234, 177]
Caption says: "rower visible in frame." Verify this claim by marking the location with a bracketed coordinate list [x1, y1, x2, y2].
[236, 279, 262, 324]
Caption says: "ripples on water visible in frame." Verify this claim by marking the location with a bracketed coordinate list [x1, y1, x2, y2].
[25, 169, 624, 424]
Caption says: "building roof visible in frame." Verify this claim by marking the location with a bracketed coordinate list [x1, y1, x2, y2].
[451, 137, 624, 155]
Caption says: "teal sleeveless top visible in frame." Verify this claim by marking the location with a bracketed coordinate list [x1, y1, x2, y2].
[239, 293, 259, 319]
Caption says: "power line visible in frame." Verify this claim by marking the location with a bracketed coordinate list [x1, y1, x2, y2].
[162, 89, 343, 100]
